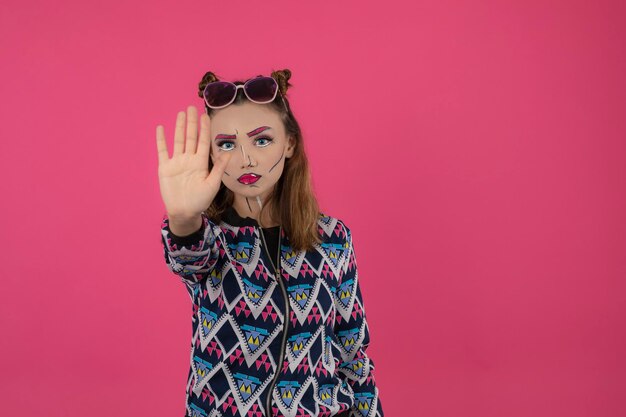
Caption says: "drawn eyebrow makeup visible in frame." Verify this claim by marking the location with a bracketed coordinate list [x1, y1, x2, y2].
[247, 126, 272, 137]
[215, 126, 273, 144]
[215, 133, 236, 140]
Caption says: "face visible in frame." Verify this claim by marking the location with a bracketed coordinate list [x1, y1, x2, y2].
[209, 101, 295, 207]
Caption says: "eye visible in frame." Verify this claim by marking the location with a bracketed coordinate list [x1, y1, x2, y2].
[216, 141, 235, 151]
[255, 136, 274, 147]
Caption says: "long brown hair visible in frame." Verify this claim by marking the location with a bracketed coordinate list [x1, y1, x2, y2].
[197, 69, 323, 252]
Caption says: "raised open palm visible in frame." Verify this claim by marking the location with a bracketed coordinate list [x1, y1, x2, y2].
[156, 105, 232, 219]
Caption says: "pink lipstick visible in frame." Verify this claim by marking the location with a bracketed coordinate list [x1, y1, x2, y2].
[238, 173, 262, 184]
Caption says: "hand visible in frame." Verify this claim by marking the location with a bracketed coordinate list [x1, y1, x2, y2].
[156, 105, 232, 219]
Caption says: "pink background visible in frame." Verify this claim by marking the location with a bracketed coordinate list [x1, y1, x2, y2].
[1, 0, 625, 416]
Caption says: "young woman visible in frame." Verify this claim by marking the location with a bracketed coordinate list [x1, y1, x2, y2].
[156, 69, 384, 417]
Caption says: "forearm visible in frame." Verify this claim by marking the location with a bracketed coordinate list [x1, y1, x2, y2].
[160, 212, 220, 285]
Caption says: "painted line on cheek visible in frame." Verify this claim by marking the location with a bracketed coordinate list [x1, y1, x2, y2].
[268, 147, 285, 173]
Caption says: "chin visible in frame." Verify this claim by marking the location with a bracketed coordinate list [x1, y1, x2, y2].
[227, 183, 266, 197]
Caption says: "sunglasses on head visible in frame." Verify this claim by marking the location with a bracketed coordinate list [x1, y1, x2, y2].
[202, 75, 289, 112]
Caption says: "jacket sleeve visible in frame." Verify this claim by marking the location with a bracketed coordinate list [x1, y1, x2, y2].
[333, 222, 384, 417]
[160, 212, 221, 285]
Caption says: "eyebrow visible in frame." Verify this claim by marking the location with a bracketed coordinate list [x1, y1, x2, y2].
[246, 126, 272, 137]
[215, 126, 272, 140]
[215, 133, 236, 140]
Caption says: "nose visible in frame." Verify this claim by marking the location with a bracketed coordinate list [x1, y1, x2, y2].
[239, 142, 258, 168]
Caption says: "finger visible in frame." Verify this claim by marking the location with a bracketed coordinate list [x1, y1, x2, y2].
[185, 105, 198, 154]
[156, 125, 169, 165]
[173, 111, 185, 156]
[197, 113, 211, 159]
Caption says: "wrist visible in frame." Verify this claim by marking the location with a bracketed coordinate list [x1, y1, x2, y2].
[168, 213, 204, 237]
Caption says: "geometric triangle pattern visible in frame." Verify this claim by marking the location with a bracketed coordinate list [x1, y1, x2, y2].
[160, 207, 384, 417]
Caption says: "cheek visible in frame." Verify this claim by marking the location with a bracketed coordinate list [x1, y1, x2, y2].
[267, 162, 286, 179]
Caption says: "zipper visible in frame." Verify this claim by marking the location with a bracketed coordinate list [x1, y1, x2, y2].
[259, 224, 289, 417]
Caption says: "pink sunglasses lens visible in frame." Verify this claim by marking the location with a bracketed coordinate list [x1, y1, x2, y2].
[204, 82, 236, 108]
[245, 77, 278, 103]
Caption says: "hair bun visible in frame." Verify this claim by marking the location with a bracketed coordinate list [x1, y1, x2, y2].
[271, 69, 292, 96]
[198, 71, 220, 99]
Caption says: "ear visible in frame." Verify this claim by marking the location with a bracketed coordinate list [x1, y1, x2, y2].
[285, 136, 295, 158]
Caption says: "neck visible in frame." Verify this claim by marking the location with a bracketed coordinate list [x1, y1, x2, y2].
[232, 192, 279, 228]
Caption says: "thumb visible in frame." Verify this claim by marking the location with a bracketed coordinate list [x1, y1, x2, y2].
[210, 152, 232, 178]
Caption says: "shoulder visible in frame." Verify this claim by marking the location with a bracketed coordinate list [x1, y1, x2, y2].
[317, 211, 353, 245]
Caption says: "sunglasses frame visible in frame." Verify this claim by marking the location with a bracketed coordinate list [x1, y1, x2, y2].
[202, 76, 289, 112]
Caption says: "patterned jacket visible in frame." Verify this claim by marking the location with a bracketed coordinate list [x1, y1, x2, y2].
[160, 205, 384, 417]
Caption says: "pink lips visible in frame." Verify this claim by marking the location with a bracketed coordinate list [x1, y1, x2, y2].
[238, 173, 261, 184]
